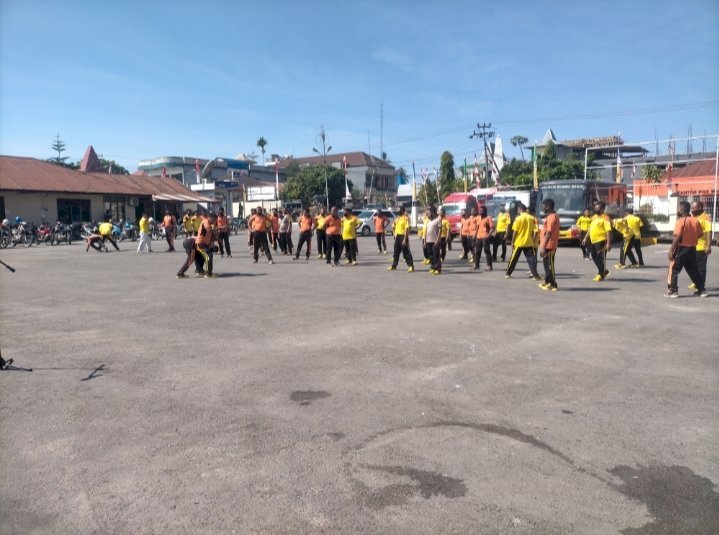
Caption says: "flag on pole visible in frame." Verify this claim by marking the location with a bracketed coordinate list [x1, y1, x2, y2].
[532, 142, 538, 190]
[463, 158, 468, 193]
[343, 155, 350, 198]
[274, 159, 280, 200]
[162, 166, 167, 178]
[615, 150, 623, 183]
[411, 162, 417, 201]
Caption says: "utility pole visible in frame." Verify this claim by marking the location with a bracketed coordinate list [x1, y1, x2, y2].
[470, 122, 495, 187]
[312, 125, 332, 210]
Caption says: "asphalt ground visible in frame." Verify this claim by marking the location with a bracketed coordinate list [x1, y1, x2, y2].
[1, 232, 718, 534]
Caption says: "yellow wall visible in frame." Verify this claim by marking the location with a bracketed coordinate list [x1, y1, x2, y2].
[1, 191, 105, 222]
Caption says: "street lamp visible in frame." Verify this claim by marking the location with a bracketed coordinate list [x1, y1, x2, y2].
[313, 126, 332, 210]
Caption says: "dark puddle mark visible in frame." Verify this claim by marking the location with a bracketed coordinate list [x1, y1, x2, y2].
[290, 390, 331, 405]
[562, 409, 573, 414]
[357, 464, 466, 509]
[81, 364, 105, 381]
[311, 432, 345, 442]
[610, 464, 719, 534]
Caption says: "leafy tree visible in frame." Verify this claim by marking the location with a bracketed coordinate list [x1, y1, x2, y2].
[642, 164, 661, 183]
[510, 135, 529, 161]
[284, 160, 300, 179]
[417, 182, 439, 207]
[499, 158, 533, 186]
[280, 164, 353, 208]
[48, 133, 69, 166]
[100, 158, 130, 175]
[256, 137, 268, 165]
[397, 166, 408, 184]
[439, 151, 456, 199]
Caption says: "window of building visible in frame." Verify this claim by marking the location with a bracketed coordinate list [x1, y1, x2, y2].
[57, 199, 91, 223]
[103, 196, 126, 221]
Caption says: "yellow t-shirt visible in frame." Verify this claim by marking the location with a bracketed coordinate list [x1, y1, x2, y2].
[341, 216, 359, 240]
[98, 222, 112, 236]
[419, 215, 429, 239]
[511, 213, 537, 248]
[613, 218, 633, 239]
[588, 215, 612, 244]
[496, 212, 510, 233]
[576, 215, 592, 232]
[191, 216, 201, 232]
[394, 215, 410, 236]
[625, 214, 643, 238]
[315, 215, 327, 230]
[440, 217, 450, 238]
[183, 215, 193, 232]
[139, 218, 150, 234]
[695, 213, 711, 252]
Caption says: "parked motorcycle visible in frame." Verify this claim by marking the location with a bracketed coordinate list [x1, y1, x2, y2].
[51, 221, 73, 245]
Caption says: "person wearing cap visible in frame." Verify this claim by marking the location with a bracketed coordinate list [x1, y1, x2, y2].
[137, 212, 153, 253]
[341, 208, 361, 265]
[372, 209, 388, 254]
[215, 208, 231, 258]
[387, 206, 414, 272]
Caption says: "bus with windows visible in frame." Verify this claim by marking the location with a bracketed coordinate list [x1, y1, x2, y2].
[534, 180, 627, 242]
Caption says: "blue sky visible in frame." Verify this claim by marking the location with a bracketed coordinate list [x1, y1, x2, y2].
[1, 0, 717, 173]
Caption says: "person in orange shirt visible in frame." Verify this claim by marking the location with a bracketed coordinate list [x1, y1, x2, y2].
[372, 210, 388, 254]
[294, 208, 314, 261]
[666, 201, 707, 298]
[472, 205, 495, 271]
[250, 207, 274, 264]
[538, 198, 560, 291]
[467, 207, 480, 265]
[270, 208, 280, 252]
[215, 207, 231, 258]
[459, 209, 471, 260]
[162, 209, 177, 252]
[324, 206, 342, 266]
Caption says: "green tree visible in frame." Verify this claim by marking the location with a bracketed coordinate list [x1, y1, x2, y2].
[48, 133, 69, 166]
[397, 166, 408, 184]
[256, 137, 268, 165]
[439, 151, 456, 199]
[99, 158, 130, 175]
[642, 164, 661, 183]
[417, 182, 439, 207]
[510, 135, 529, 161]
[499, 158, 533, 186]
[280, 164, 353, 207]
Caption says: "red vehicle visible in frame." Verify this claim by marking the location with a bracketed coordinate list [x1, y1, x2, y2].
[440, 193, 480, 237]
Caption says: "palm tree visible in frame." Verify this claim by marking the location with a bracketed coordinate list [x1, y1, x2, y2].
[510, 135, 528, 162]
[257, 137, 268, 165]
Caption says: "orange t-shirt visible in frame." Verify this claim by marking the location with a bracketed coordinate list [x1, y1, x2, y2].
[374, 215, 388, 233]
[475, 216, 494, 239]
[542, 213, 560, 250]
[460, 217, 471, 236]
[216, 214, 229, 232]
[163, 214, 175, 228]
[674, 216, 703, 247]
[299, 215, 312, 232]
[251, 214, 268, 232]
[271, 216, 279, 233]
[325, 215, 341, 236]
[468, 216, 480, 237]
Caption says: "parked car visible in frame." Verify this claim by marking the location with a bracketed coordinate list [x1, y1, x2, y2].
[356, 209, 397, 236]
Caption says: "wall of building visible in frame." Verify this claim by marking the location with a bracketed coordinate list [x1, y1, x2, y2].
[1, 191, 106, 223]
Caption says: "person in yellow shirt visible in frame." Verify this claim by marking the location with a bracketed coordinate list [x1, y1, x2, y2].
[691, 201, 712, 292]
[624, 208, 644, 266]
[341, 208, 361, 265]
[439, 208, 451, 262]
[492, 204, 510, 262]
[420, 212, 431, 264]
[505, 203, 540, 279]
[314, 207, 328, 259]
[613, 216, 638, 270]
[583, 202, 612, 282]
[387, 206, 414, 272]
[576, 209, 593, 259]
[182, 209, 194, 237]
[137, 213, 153, 253]
[98, 218, 119, 252]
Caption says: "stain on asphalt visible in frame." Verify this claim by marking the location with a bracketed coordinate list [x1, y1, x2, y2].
[290, 390, 331, 405]
[610, 464, 719, 534]
[81, 364, 105, 381]
[355, 464, 467, 509]
[562, 409, 573, 414]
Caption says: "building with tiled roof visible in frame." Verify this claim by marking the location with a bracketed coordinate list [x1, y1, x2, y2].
[0, 155, 213, 223]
